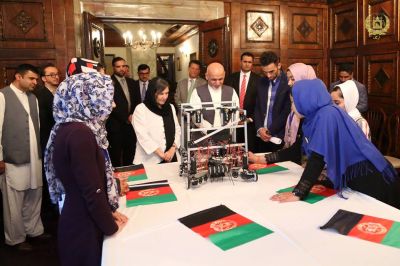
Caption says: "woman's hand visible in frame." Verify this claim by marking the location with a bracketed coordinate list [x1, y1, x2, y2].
[164, 146, 176, 162]
[248, 152, 266, 164]
[113, 211, 128, 224]
[270, 192, 300, 203]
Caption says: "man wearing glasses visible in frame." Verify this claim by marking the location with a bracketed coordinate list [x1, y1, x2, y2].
[254, 51, 291, 152]
[33, 63, 60, 221]
[134, 64, 151, 102]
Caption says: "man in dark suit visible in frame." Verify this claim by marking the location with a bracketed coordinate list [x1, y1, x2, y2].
[106, 57, 141, 167]
[329, 63, 368, 113]
[133, 64, 151, 103]
[254, 51, 291, 152]
[225, 52, 260, 151]
[33, 63, 60, 220]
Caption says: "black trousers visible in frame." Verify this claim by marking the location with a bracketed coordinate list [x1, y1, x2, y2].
[108, 123, 136, 167]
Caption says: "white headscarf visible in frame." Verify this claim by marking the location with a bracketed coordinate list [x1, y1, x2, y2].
[335, 80, 362, 121]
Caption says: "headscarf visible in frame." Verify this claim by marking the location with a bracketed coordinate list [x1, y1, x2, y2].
[292, 79, 396, 191]
[288, 63, 316, 81]
[143, 78, 175, 153]
[283, 63, 317, 147]
[44, 62, 119, 211]
[66, 57, 99, 77]
[334, 80, 362, 121]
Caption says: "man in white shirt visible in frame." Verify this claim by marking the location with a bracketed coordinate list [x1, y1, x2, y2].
[174, 60, 207, 107]
[134, 64, 151, 103]
[0, 64, 46, 251]
[189, 62, 239, 142]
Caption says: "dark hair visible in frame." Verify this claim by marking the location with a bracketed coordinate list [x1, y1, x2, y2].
[96, 62, 106, 71]
[331, 86, 344, 98]
[40, 63, 57, 77]
[259, 51, 279, 67]
[138, 64, 150, 72]
[338, 63, 353, 74]
[112, 57, 125, 67]
[241, 52, 254, 61]
[188, 60, 201, 68]
[15, 64, 39, 77]
[152, 77, 169, 95]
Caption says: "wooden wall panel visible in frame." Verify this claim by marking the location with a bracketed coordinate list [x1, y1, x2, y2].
[362, 0, 397, 45]
[240, 4, 280, 49]
[330, 2, 357, 48]
[364, 53, 397, 104]
[0, 0, 75, 87]
[287, 6, 324, 49]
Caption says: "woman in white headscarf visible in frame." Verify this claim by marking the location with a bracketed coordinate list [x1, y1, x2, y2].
[331, 80, 371, 140]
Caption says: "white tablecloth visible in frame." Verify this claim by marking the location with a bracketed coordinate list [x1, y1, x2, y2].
[102, 161, 400, 266]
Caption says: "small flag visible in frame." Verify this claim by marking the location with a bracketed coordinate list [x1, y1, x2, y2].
[126, 180, 177, 207]
[277, 184, 336, 204]
[321, 209, 400, 249]
[179, 205, 273, 251]
[248, 163, 288, 174]
[114, 164, 148, 182]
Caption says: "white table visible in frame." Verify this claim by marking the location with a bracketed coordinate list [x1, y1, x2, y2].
[102, 161, 400, 266]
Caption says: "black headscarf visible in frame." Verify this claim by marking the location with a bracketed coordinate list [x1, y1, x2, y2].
[143, 78, 176, 155]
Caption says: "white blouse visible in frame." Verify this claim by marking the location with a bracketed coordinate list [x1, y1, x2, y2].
[132, 103, 181, 164]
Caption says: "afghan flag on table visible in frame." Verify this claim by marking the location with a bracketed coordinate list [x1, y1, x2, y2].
[277, 184, 336, 204]
[114, 164, 148, 182]
[179, 205, 273, 251]
[321, 209, 400, 249]
[126, 180, 177, 207]
[248, 163, 288, 174]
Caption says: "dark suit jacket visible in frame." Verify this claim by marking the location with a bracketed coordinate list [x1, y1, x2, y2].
[33, 86, 55, 154]
[106, 75, 141, 133]
[330, 79, 368, 113]
[254, 72, 291, 139]
[224, 71, 260, 119]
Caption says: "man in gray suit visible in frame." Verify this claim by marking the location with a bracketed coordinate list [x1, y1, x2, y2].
[330, 63, 368, 113]
[174, 60, 207, 107]
[0, 64, 46, 251]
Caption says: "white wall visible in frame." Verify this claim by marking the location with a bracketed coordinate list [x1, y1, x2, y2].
[175, 34, 199, 82]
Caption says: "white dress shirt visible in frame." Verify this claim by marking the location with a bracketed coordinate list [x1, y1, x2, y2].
[132, 103, 181, 165]
[0, 84, 42, 190]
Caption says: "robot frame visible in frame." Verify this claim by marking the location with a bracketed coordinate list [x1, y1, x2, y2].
[178, 101, 258, 189]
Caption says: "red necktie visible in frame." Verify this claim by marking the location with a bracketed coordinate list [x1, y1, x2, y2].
[239, 74, 247, 109]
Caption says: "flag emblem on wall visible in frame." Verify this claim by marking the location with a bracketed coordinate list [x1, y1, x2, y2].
[248, 163, 288, 174]
[126, 180, 177, 207]
[179, 205, 273, 251]
[114, 164, 148, 182]
[321, 209, 400, 249]
[277, 184, 336, 204]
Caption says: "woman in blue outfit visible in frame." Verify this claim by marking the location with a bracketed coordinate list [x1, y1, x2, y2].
[44, 58, 128, 266]
[271, 79, 400, 209]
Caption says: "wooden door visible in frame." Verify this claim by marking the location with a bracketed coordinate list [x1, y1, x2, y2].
[198, 17, 231, 75]
[82, 12, 105, 64]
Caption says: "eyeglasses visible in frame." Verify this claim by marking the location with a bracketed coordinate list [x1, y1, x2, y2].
[45, 73, 59, 78]
[138, 72, 150, 75]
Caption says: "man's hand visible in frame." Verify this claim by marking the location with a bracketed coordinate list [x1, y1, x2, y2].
[0, 161, 5, 175]
[258, 128, 272, 142]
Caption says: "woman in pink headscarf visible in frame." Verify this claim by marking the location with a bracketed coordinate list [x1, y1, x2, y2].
[249, 63, 316, 165]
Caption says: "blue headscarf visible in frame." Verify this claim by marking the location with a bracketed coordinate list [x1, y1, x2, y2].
[44, 71, 119, 211]
[292, 79, 396, 191]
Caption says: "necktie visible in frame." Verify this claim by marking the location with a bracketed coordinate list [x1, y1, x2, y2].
[141, 82, 147, 102]
[187, 79, 195, 102]
[239, 74, 247, 109]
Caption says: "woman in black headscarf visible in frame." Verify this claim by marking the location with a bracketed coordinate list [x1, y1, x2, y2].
[132, 77, 181, 164]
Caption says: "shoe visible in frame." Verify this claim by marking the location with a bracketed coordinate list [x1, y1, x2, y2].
[13, 242, 33, 251]
[30, 232, 52, 241]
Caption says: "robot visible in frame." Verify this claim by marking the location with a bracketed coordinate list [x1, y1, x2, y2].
[178, 101, 258, 189]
